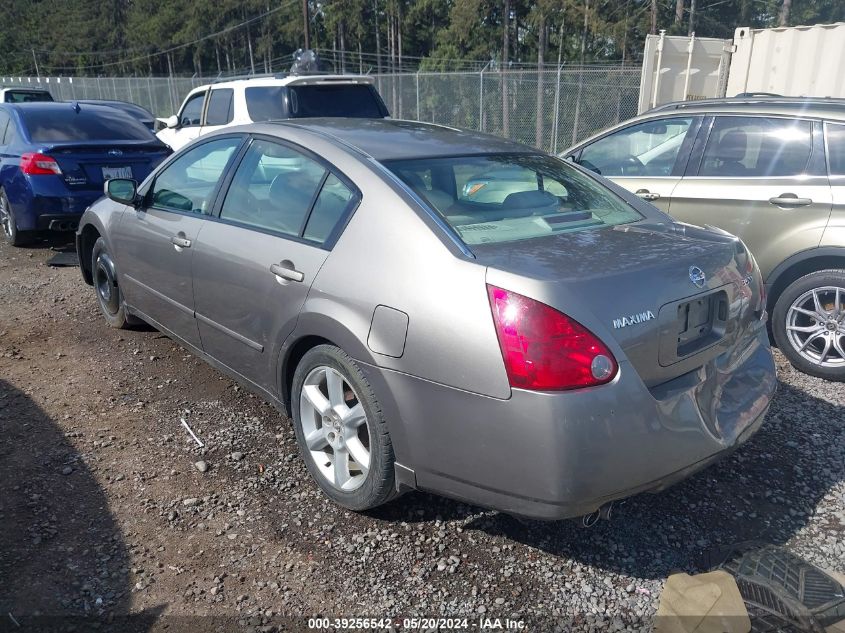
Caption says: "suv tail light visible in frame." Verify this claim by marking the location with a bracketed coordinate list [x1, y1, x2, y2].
[487, 285, 618, 391]
[21, 152, 62, 175]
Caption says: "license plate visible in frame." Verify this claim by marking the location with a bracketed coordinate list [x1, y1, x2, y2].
[102, 166, 132, 180]
[676, 291, 728, 356]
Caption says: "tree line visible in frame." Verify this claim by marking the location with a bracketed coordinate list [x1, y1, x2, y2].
[0, 0, 842, 77]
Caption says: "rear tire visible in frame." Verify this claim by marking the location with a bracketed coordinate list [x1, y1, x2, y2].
[772, 269, 845, 382]
[291, 344, 397, 511]
[0, 190, 34, 247]
[92, 237, 141, 329]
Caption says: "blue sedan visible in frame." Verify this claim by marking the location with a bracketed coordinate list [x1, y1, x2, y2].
[0, 101, 171, 246]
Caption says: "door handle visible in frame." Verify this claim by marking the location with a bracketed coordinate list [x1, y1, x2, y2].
[635, 189, 661, 201]
[769, 193, 812, 207]
[270, 262, 304, 283]
[170, 236, 192, 248]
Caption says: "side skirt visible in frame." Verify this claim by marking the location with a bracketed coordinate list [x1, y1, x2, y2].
[124, 303, 289, 417]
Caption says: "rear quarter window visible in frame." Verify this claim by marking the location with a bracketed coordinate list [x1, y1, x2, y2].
[245, 87, 286, 122]
[21, 107, 154, 142]
[826, 122, 845, 176]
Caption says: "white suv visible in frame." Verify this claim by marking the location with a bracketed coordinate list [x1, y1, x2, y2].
[157, 74, 389, 151]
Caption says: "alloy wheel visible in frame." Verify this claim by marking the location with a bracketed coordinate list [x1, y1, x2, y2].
[94, 254, 120, 315]
[299, 365, 370, 492]
[785, 286, 845, 368]
[0, 195, 12, 238]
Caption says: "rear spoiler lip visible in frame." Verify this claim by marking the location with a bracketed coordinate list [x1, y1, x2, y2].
[39, 139, 169, 153]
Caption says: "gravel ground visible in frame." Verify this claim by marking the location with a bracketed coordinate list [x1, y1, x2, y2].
[0, 237, 843, 632]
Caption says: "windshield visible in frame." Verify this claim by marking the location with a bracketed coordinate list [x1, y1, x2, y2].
[21, 107, 154, 142]
[385, 153, 642, 245]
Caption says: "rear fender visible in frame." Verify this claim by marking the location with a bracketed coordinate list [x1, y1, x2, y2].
[277, 306, 412, 465]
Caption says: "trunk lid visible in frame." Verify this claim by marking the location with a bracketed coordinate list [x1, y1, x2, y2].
[477, 222, 762, 387]
[41, 141, 170, 191]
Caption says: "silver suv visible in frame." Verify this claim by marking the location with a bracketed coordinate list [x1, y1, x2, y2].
[564, 97, 845, 381]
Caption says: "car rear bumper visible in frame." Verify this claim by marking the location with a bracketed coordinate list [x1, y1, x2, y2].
[12, 187, 100, 231]
[362, 324, 776, 520]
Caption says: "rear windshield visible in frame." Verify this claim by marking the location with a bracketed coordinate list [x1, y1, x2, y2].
[20, 107, 153, 142]
[385, 154, 642, 245]
[245, 84, 386, 121]
[5, 90, 53, 103]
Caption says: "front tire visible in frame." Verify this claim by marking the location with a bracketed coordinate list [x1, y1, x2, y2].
[291, 344, 397, 511]
[91, 237, 140, 329]
[0, 190, 34, 247]
[772, 269, 845, 382]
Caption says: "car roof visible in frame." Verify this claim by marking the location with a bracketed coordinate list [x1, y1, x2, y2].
[189, 74, 377, 93]
[647, 96, 845, 121]
[264, 118, 537, 161]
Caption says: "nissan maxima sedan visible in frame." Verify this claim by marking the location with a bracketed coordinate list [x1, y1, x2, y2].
[76, 119, 776, 521]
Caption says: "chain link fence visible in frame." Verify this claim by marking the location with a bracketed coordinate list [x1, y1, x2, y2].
[1, 65, 641, 150]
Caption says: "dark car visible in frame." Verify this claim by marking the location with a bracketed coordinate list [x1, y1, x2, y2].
[73, 99, 156, 131]
[0, 102, 171, 246]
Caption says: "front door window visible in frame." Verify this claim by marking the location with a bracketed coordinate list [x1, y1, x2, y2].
[578, 117, 694, 177]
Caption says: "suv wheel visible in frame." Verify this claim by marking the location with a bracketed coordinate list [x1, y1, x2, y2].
[291, 344, 397, 511]
[772, 270, 845, 381]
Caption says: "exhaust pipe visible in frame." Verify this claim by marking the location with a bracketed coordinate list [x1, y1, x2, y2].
[580, 502, 613, 528]
[48, 220, 78, 232]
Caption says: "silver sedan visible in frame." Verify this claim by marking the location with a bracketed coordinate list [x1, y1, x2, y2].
[76, 119, 777, 521]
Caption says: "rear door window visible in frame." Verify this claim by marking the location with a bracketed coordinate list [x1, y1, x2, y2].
[825, 122, 845, 176]
[699, 116, 813, 177]
[577, 117, 693, 177]
[220, 139, 327, 237]
[205, 89, 234, 126]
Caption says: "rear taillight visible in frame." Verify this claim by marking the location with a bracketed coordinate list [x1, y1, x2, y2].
[21, 152, 62, 175]
[487, 285, 618, 391]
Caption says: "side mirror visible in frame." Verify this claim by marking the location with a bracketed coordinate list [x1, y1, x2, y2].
[105, 178, 139, 206]
[166, 114, 179, 129]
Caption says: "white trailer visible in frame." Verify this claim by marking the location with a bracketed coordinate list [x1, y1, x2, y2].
[638, 21, 845, 113]
[726, 22, 845, 98]
[638, 32, 732, 113]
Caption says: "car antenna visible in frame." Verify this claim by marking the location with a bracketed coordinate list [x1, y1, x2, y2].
[71, 102, 81, 113]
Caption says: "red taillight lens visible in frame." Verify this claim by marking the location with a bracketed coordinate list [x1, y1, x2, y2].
[21, 152, 62, 175]
[487, 285, 618, 391]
